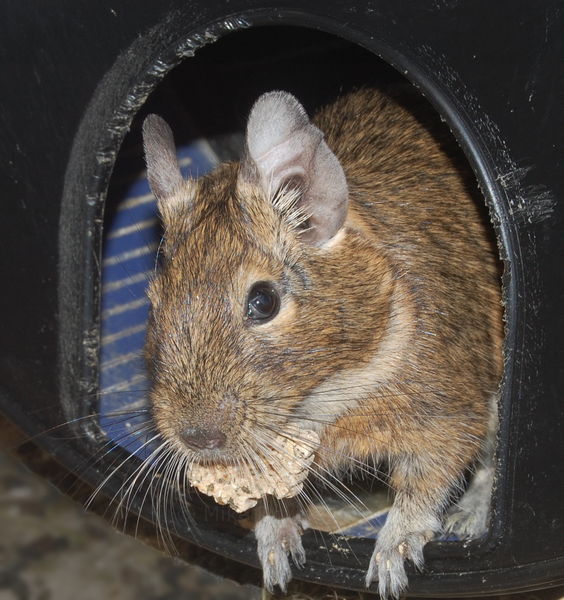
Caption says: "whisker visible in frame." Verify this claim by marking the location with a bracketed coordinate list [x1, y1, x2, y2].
[8, 408, 151, 450]
[85, 432, 162, 512]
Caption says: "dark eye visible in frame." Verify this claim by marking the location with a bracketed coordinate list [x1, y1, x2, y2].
[246, 282, 280, 323]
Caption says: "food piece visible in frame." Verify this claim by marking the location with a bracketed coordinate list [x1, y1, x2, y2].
[187, 428, 320, 512]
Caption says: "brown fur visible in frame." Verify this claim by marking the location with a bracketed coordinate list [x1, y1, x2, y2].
[311, 89, 503, 474]
[143, 87, 503, 597]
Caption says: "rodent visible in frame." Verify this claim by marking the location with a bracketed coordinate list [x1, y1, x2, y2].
[141, 87, 503, 598]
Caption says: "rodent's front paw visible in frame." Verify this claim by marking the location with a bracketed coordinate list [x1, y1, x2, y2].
[255, 514, 306, 592]
[366, 531, 430, 599]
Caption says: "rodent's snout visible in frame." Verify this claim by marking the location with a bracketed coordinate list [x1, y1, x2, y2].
[180, 426, 227, 451]
[171, 393, 242, 457]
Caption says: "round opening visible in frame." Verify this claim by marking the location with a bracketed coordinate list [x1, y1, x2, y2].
[94, 23, 504, 587]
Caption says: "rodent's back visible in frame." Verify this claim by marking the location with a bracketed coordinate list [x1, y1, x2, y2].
[317, 88, 503, 395]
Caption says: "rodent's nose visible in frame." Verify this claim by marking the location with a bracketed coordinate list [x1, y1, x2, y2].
[180, 427, 226, 451]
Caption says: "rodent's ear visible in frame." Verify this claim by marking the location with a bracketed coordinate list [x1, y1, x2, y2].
[142, 114, 187, 204]
[242, 91, 348, 245]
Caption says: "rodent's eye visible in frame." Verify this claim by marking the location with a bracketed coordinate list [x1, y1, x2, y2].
[246, 282, 280, 323]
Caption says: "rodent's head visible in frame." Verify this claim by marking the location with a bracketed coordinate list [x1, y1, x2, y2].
[143, 92, 392, 465]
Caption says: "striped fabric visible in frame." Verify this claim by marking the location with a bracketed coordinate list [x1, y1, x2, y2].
[99, 138, 218, 458]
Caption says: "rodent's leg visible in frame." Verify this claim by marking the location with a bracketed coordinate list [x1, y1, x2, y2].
[366, 454, 454, 599]
[253, 499, 307, 593]
[444, 404, 496, 539]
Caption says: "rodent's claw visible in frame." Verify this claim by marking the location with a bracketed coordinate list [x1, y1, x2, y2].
[444, 464, 493, 540]
[260, 543, 293, 593]
[255, 514, 307, 592]
[444, 505, 488, 539]
[366, 545, 408, 599]
[288, 537, 306, 569]
[366, 532, 428, 599]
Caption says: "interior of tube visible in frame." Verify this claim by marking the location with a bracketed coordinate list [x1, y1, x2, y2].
[98, 26, 497, 540]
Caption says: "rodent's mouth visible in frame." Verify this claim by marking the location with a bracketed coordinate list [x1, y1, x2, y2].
[171, 439, 242, 467]
[188, 450, 238, 466]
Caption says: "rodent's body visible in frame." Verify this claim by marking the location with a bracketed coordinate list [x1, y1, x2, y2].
[142, 88, 503, 598]
[306, 90, 503, 473]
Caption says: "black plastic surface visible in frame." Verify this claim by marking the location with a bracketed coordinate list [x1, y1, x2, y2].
[0, 1, 563, 595]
